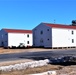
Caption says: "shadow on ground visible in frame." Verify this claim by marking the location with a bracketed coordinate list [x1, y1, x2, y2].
[19, 55, 76, 66]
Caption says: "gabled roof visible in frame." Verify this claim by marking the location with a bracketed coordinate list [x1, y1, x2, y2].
[2, 28, 32, 33]
[43, 23, 76, 29]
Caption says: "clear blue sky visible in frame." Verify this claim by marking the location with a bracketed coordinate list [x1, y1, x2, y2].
[0, 0, 76, 30]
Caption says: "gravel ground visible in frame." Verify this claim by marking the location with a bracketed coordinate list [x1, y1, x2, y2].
[0, 62, 76, 75]
[0, 59, 33, 66]
[0, 47, 74, 54]
[56, 65, 76, 75]
[0, 60, 76, 75]
[0, 48, 52, 54]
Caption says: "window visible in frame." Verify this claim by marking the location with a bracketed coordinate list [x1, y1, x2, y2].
[72, 39, 74, 43]
[5, 34, 7, 35]
[40, 39, 43, 43]
[33, 43, 35, 45]
[40, 31, 43, 34]
[27, 41, 29, 44]
[2, 35, 3, 38]
[72, 31, 74, 34]
[47, 39, 49, 41]
[27, 34, 29, 37]
[47, 29, 49, 31]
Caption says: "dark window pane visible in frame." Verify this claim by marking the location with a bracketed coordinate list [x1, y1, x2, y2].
[27, 41, 29, 44]
[72, 39, 74, 43]
[47, 29, 49, 31]
[72, 31, 74, 34]
[47, 39, 49, 40]
[27, 34, 29, 37]
[40, 31, 43, 34]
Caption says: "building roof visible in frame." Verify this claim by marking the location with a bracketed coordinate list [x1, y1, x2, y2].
[43, 23, 76, 29]
[3, 28, 32, 33]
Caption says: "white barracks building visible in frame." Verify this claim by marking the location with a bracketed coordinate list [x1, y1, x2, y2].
[33, 23, 76, 48]
[0, 28, 33, 48]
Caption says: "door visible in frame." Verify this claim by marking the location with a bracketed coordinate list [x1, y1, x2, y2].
[40, 38, 44, 47]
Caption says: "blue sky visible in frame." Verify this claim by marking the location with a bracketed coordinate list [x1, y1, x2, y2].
[0, 0, 76, 30]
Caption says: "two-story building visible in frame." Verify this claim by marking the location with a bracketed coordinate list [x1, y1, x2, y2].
[0, 28, 33, 48]
[33, 23, 76, 48]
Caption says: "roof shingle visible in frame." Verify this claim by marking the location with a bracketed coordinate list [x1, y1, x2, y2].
[43, 23, 76, 29]
[3, 28, 32, 33]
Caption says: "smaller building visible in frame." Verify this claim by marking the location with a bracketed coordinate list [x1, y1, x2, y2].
[0, 28, 33, 48]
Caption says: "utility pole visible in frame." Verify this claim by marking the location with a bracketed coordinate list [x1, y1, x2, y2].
[54, 19, 56, 23]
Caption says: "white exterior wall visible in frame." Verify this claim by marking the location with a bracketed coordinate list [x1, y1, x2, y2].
[33, 23, 52, 47]
[8, 33, 33, 47]
[52, 28, 76, 47]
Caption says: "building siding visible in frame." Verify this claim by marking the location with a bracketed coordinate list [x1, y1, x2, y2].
[52, 28, 76, 47]
[33, 23, 52, 47]
[0, 29, 8, 47]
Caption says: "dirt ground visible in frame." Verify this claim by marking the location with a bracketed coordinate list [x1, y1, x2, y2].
[0, 64, 63, 75]
[0, 47, 74, 54]
[57, 65, 76, 75]
[0, 47, 76, 75]
[0, 47, 52, 54]
[0, 64, 76, 75]
[0, 59, 34, 66]
[0, 47, 76, 54]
